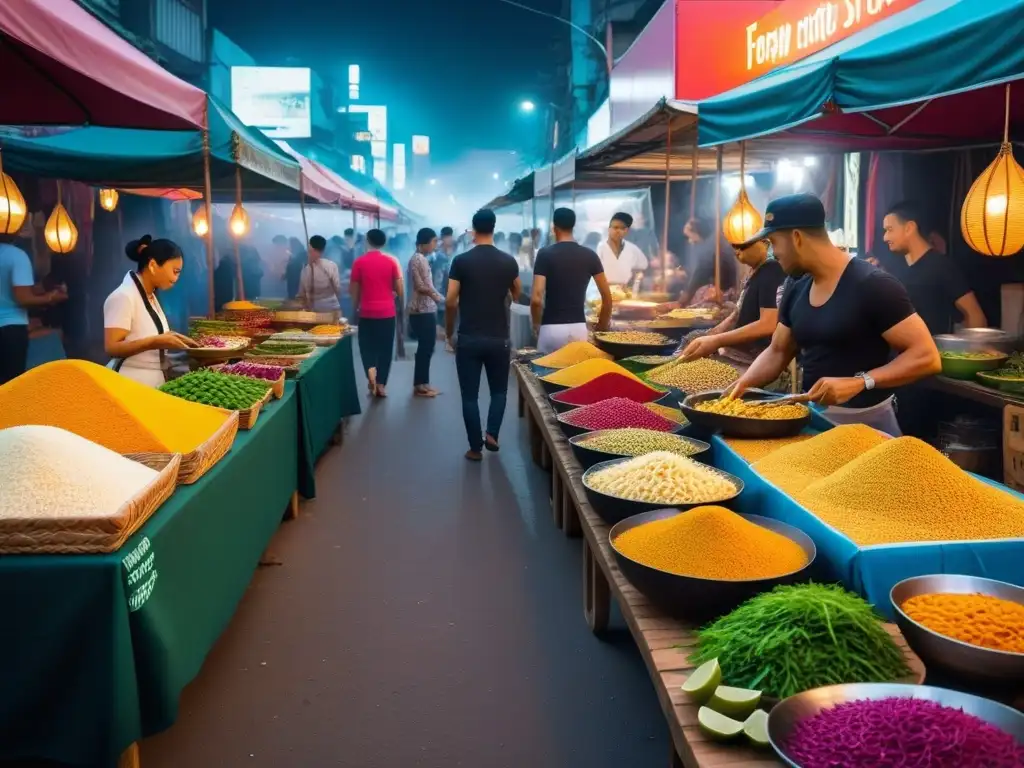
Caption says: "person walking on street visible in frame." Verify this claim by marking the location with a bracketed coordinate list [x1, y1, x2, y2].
[408, 227, 444, 397]
[531, 207, 613, 352]
[446, 209, 521, 461]
[351, 229, 403, 398]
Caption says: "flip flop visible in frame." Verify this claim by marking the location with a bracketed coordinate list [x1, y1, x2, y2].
[465, 450, 483, 462]
[484, 434, 500, 452]
[367, 367, 377, 395]
[414, 389, 436, 398]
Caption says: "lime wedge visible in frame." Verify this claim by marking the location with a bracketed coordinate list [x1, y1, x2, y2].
[680, 659, 722, 704]
[708, 685, 762, 719]
[697, 706, 744, 741]
[743, 709, 770, 748]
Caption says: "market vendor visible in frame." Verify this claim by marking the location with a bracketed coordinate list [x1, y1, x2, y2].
[104, 235, 197, 387]
[678, 217, 738, 307]
[595, 212, 648, 287]
[679, 239, 785, 363]
[297, 234, 342, 313]
[729, 194, 941, 435]
[878, 201, 987, 334]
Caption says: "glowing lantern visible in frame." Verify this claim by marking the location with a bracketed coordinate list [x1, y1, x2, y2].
[961, 142, 1024, 257]
[228, 203, 250, 238]
[723, 187, 764, 245]
[97, 188, 119, 212]
[192, 205, 210, 237]
[44, 201, 78, 254]
[0, 153, 27, 235]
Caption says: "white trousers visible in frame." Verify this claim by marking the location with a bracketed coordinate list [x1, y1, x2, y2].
[537, 323, 589, 354]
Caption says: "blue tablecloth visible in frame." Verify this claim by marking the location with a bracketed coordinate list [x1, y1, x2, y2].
[711, 433, 1024, 618]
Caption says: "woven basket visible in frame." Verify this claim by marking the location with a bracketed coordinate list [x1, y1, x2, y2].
[239, 357, 302, 377]
[127, 411, 239, 485]
[209, 365, 285, 399]
[0, 454, 181, 555]
[215, 388, 272, 430]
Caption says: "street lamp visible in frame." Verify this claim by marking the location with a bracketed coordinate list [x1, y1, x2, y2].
[429, 178, 437, 186]
[520, 100, 536, 113]
[492, 172, 500, 180]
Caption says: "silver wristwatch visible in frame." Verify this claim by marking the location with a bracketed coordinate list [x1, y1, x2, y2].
[856, 371, 876, 390]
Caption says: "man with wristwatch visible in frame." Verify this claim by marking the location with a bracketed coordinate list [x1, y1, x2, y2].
[728, 194, 940, 436]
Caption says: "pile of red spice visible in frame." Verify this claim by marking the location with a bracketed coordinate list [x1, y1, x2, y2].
[561, 397, 678, 432]
[784, 696, 1024, 767]
[553, 372, 666, 407]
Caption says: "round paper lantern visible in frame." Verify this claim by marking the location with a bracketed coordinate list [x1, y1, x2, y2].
[0, 171, 27, 235]
[44, 203, 78, 253]
[723, 188, 764, 245]
[228, 203, 250, 238]
[98, 188, 119, 212]
[192, 206, 209, 237]
[961, 142, 1024, 257]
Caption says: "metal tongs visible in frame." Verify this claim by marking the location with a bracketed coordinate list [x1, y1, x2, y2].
[751, 393, 811, 408]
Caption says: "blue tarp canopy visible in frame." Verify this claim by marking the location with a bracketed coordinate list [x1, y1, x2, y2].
[698, 0, 1024, 149]
[0, 96, 306, 202]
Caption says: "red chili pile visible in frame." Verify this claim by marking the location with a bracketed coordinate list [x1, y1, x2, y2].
[562, 397, 678, 432]
[554, 372, 665, 407]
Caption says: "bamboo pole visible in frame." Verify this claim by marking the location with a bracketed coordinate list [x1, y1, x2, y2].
[661, 117, 672, 293]
[298, 176, 310, 244]
[201, 125, 215, 318]
[233, 166, 245, 301]
[714, 145, 723, 293]
[689, 140, 699, 220]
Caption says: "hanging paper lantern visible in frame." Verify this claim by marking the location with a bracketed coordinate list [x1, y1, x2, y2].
[192, 205, 210, 237]
[228, 203, 250, 238]
[723, 188, 764, 245]
[961, 142, 1024, 257]
[44, 202, 78, 253]
[97, 188, 119, 212]
[0, 171, 27, 235]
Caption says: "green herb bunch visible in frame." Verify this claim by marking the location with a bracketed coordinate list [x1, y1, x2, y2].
[690, 583, 910, 700]
[160, 370, 270, 410]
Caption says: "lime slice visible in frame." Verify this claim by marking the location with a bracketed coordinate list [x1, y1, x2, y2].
[708, 685, 762, 719]
[743, 709, 770, 748]
[681, 659, 722, 704]
[697, 706, 744, 741]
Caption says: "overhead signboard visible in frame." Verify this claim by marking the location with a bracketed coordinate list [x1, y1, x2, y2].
[355, 131, 372, 142]
[230, 66, 311, 139]
[349, 105, 387, 142]
[412, 135, 430, 155]
[393, 143, 406, 190]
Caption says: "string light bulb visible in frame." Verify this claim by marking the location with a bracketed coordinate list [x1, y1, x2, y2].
[228, 203, 250, 238]
[0, 151, 27, 235]
[44, 182, 78, 253]
[192, 205, 209, 237]
[97, 188, 119, 212]
[722, 143, 763, 245]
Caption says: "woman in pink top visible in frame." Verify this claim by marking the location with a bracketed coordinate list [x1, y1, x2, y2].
[350, 229, 404, 398]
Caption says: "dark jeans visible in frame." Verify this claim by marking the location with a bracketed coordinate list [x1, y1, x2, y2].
[409, 312, 436, 387]
[455, 335, 511, 452]
[0, 324, 28, 386]
[358, 316, 396, 386]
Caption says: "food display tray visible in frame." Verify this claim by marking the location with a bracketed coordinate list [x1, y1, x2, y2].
[127, 411, 239, 485]
[210, 365, 286, 399]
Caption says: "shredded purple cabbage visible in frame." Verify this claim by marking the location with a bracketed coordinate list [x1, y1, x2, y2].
[784, 696, 1024, 767]
[220, 362, 282, 381]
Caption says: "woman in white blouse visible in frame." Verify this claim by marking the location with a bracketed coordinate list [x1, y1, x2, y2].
[103, 235, 196, 387]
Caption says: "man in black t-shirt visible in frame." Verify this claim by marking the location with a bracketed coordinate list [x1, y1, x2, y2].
[879, 201, 987, 334]
[730, 194, 940, 433]
[446, 209, 522, 461]
[530, 207, 613, 353]
[680, 240, 785, 363]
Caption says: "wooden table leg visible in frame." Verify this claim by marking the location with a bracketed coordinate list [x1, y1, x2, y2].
[551, 471, 564, 530]
[528, 413, 543, 467]
[118, 743, 140, 768]
[562, 482, 581, 538]
[669, 744, 685, 768]
[331, 421, 344, 446]
[583, 539, 610, 635]
[518, 388, 525, 418]
[284, 490, 300, 521]
[539, 439, 552, 471]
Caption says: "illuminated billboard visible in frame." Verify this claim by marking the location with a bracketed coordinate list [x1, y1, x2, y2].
[412, 135, 430, 156]
[393, 143, 406, 190]
[230, 66, 311, 139]
[349, 105, 387, 142]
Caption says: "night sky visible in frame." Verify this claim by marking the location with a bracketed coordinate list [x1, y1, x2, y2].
[209, 0, 566, 164]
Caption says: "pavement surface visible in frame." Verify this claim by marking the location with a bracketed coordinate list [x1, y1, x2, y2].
[142, 350, 667, 768]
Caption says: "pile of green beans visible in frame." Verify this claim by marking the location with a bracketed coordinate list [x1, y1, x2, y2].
[689, 584, 910, 699]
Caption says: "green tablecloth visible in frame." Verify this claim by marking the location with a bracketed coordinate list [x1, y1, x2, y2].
[295, 333, 362, 498]
[0, 388, 299, 768]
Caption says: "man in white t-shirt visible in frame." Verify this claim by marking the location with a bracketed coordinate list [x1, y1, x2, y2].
[595, 211, 648, 286]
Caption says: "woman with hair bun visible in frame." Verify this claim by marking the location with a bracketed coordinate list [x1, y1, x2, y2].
[103, 234, 196, 387]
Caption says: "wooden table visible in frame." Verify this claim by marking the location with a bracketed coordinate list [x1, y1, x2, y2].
[513, 363, 779, 767]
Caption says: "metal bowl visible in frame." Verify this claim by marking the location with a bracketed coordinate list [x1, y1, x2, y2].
[568, 430, 709, 471]
[890, 574, 1024, 684]
[609, 509, 815, 620]
[581, 456, 744, 525]
[538, 376, 570, 397]
[934, 332, 1015, 355]
[681, 389, 811, 439]
[555, 410, 686, 441]
[549, 387, 673, 415]
[593, 335, 679, 361]
[767, 683, 1024, 768]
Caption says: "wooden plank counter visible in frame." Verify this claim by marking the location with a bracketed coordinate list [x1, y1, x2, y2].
[512, 363, 779, 767]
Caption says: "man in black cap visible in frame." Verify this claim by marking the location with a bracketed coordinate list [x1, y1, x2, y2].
[730, 193, 940, 434]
